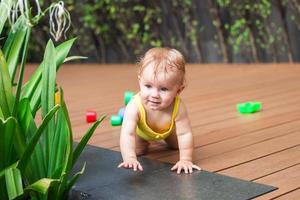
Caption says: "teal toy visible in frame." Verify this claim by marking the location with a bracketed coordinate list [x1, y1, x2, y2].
[110, 91, 135, 126]
[237, 102, 262, 114]
[110, 115, 123, 126]
[124, 91, 135, 105]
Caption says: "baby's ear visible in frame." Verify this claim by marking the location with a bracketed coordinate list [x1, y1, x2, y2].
[177, 84, 185, 95]
[138, 75, 141, 81]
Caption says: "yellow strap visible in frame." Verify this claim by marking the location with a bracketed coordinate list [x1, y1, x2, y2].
[135, 94, 179, 140]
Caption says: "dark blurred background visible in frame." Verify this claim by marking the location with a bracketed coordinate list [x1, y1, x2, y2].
[17, 0, 300, 63]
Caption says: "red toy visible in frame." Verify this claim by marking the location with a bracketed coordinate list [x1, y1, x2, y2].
[86, 111, 97, 123]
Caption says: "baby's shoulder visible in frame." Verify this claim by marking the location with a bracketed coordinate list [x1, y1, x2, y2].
[176, 97, 186, 110]
[124, 97, 139, 119]
[175, 98, 189, 120]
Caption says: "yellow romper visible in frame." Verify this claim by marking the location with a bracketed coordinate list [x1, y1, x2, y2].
[135, 94, 180, 141]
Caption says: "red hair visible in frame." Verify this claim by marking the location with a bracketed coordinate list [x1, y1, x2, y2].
[138, 47, 186, 84]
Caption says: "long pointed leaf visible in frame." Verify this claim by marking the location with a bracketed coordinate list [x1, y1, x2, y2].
[25, 178, 60, 195]
[0, 49, 14, 119]
[17, 98, 46, 180]
[5, 167, 24, 200]
[0, 107, 3, 118]
[0, 0, 12, 34]
[72, 115, 105, 167]
[48, 99, 68, 177]
[0, 162, 18, 178]
[12, 27, 31, 117]
[17, 105, 60, 174]
[64, 163, 86, 193]
[0, 117, 17, 170]
[59, 88, 73, 173]
[41, 40, 56, 177]
[21, 38, 76, 112]
[54, 88, 73, 198]
[3, 19, 27, 80]
[55, 38, 77, 68]
[63, 56, 87, 63]
[55, 172, 68, 199]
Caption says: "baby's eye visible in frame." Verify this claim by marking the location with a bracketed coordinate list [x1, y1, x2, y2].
[145, 84, 151, 88]
[161, 87, 168, 91]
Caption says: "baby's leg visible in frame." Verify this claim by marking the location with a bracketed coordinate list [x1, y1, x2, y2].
[135, 135, 150, 156]
[164, 132, 179, 150]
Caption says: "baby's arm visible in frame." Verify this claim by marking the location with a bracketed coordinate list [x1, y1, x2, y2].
[118, 100, 143, 171]
[172, 100, 201, 174]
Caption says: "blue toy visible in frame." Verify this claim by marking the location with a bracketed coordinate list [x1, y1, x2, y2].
[110, 91, 135, 126]
[118, 107, 126, 120]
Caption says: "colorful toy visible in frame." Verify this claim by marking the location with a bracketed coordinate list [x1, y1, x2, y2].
[110, 115, 123, 126]
[124, 91, 135, 105]
[237, 102, 262, 114]
[86, 111, 97, 123]
[110, 91, 135, 126]
[118, 107, 126, 120]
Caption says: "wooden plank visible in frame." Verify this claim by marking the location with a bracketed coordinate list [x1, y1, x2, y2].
[219, 145, 300, 180]
[254, 164, 300, 199]
[151, 119, 300, 162]
[188, 131, 299, 171]
[272, 188, 300, 200]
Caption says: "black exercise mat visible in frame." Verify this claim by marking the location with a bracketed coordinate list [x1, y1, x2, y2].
[70, 144, 277, 200]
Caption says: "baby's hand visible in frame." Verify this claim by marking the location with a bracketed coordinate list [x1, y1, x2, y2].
[118, 157, 143, 171]
[171, 160, 201, 174]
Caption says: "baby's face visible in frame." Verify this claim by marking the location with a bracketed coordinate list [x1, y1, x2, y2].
[138, 64, 184, 111]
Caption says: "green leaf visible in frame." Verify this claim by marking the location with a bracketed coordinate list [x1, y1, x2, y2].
[55, 38, 77, 69]
[17, 105, 60, 174]
[0, 117, 17, 170]
[55, 172, 68, 199]
[0, 162, 18, 178]
[0, 49, 14, 119]
[54, 89, 73, 198]
[72, 115, 106, 166]
[11, 27, 31, 118]
[3, 19, 27, 80]
[65, 163, 86, 192]
[5, 167, 24, 200]
[48, 93, 68, 177]
[41, 40, 57, 177]
[0, 0, 12, 34]
[21, 38, 76, 116]
[63, 56, 87, 63]
[17, 98, 46, 180]
[59, 88, 74, 173]
[25, 178, 60, 195]
[0, 107, 3, 118]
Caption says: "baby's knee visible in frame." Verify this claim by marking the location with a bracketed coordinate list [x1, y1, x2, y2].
[135, 138, 149, 156]
[167, 143, 179, 150]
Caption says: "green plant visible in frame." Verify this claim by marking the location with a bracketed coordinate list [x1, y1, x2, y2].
[217, 0, 272, 54]
[0, 0, 105, 199]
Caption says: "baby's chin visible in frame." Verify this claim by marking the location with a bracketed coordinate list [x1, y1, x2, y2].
[146, 103, 169, 111]
[147, 104, 161, 110]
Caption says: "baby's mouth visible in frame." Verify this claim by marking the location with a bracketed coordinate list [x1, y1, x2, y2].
[148, 100, 160, 104]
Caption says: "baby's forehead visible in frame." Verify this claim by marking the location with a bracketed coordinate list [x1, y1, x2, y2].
[142, 63, 182, 76]
[141, 66, 181, 84]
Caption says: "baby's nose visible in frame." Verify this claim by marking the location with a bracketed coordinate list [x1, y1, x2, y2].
[151, 89, 160, 98]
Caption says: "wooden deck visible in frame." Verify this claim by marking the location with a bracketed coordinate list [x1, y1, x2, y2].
[26, 64, 300, 199]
